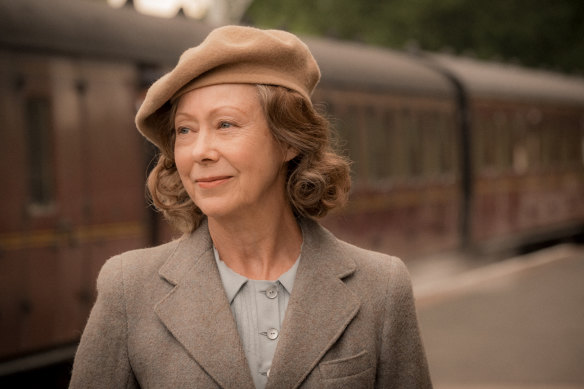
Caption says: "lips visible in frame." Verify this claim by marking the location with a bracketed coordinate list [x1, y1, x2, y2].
[195, 176, 232, 188]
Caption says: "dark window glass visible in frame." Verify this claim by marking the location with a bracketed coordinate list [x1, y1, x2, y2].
[365, 106, 391, 181]
[25, 97, 55, 206]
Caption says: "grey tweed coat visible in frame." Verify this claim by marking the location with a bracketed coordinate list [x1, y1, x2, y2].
[69, 218, 432, 388]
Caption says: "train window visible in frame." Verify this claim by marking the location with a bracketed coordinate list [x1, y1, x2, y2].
[439, 113, 457, 175]
[540, 114, 562, 168]
[473, 113, 485, 172]
[549, 120, 561, 166]
[420, 112, 441, 177]
[365, 106, 391, 181]
[575, 119, 584, 166]
[524, 108, 545, 170]
[475, 111, 493, 172]
[581, 118, 584, 166]
[386, 108, 408, 180]
[476, 110, 513, 174]
[540, 119, 553, 167]
[563, 117, 582, 166]
[557, 123, 569, 166]
[25, 97, 55, 210]
[495, 111, 513, 170]
[512, 112, 529, 174]
[399, 108, 422, 177]
[332, 104, 362, 183]
[415, 110, 456, 178]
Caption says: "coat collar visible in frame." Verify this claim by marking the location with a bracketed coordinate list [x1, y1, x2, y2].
[155, 218, 255, 388]
[155, 218, 360, 389]
[266, 218, 360, 389]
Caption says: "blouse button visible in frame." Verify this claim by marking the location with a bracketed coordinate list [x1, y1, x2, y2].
[267, 328, 279, 340]
[266, 285, 278, 299]
[260, 368, 271, 377]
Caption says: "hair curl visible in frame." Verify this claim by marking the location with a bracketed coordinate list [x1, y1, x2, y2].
[147, 85, 351, 233]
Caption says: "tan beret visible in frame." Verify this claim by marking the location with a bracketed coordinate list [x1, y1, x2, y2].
[135, 25, 321, 149]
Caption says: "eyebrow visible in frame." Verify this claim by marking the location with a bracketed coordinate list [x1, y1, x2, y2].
[175, 104, 248, 121]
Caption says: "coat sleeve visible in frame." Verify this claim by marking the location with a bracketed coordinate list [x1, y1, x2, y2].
[69, 255, 139, 389]
[376, 257, 433, 388]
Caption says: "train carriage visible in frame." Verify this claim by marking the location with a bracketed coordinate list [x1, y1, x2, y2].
[430, 53, 584, 249]
[307, 38, 462, 256]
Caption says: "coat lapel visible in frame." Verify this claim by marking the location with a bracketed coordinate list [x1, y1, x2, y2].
[154, 220, 254, 389]
[267, 219, 360, 389]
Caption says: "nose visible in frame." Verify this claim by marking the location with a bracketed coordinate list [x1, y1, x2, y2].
[191, 128, 219, 163]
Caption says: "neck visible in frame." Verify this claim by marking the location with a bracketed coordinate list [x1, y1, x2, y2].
[208, 205, 302, 281]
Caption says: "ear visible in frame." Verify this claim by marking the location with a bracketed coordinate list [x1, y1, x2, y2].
[284, 145, 299, 162]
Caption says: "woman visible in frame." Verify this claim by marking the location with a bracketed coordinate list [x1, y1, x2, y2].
[70, 26, 432, 388]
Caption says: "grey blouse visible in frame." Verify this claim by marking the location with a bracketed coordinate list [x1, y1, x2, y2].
[213, 247, 300, 389]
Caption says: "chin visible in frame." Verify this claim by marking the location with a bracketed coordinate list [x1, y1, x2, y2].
[195, 201, 236, 220]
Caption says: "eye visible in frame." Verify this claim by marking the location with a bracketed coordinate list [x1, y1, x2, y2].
[176, 126, 190, 135]
[219, 121, 233, 129]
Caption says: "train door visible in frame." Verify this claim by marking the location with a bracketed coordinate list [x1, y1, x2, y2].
[0, 52, 149, 365]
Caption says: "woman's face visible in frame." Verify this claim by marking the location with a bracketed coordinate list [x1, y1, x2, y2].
[173, 84, 295, 221]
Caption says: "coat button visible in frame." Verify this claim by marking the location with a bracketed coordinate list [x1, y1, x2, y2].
[266, 285, 278, 299]
[267, 328, 279, 340]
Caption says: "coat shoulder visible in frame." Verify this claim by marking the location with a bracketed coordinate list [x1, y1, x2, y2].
[304, 219, 409, 282]
[325, 233, 415, 304]
[334, 235, 411, 283]
[98, 238, 182, 284]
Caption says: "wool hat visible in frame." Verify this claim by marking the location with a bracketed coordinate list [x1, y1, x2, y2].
[135, 25, 321, 149]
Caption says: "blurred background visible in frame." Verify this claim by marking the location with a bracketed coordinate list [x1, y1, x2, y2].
[0, 0, 583, 387]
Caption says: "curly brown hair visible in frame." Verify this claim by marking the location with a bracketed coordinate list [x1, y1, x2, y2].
[147, 85, 351, 233]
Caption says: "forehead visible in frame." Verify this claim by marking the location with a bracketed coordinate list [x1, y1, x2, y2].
[175, 84, 260, 116]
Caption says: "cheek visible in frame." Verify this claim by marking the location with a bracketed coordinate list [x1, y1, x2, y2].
[173, 147, 191, 176]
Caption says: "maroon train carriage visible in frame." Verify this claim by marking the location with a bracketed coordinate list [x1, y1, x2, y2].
[0, 53, 147, 360]
[430, 54, 584, 251]
[307, 38, 462, 258]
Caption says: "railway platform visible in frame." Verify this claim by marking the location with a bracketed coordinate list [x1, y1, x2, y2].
[410, 243, 584, 389]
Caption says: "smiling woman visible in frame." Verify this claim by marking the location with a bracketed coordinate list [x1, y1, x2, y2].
[69, 25, 432, 389]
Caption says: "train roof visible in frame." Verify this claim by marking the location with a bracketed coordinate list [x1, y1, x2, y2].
[0, 0, 454, 98]
[0, 0, 452, 97]
[2, 0, 583, 106]
[306, 38, 454, 98]
[0, 0, 211, 65]
[429, 53, 584, 105]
